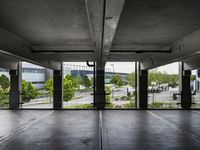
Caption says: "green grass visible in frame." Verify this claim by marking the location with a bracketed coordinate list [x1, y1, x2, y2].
[124, 101, 135, 108]
[192, 102, 200, 108]
[106, 100, 136, 109]
[64, 102, 200, 109]
[149, 101, 178, 109]
[64, 104, 93, 109]
[78, 88, 93, 93]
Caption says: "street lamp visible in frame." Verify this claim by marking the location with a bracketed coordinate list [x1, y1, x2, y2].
[111, 64, 114, 73]
[151, 82, 156, 103]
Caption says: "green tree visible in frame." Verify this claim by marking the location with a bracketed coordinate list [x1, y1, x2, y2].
[44, 75, 78, 102]
[148, 70, 179, 87]
[22, 80, 41, 102]
[105, 85, 113, 108]
[0, 86, 9, 107]
[90, 77, 94, 87]
[127, 72, 135, 87]
[191, 75, 196, 81]
[0, 74, 9, 90]
[63, 74, 77, 101]
[76, 74, 82, 87]
[111, 74, 124, 87]
[148, 70, 162, 85]
[168, 74, 179, 87]
[82, 76, 92, 88]
[45, 79, 53, 102]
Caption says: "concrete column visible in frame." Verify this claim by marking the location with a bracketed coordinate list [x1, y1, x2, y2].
[53, 70, 63, 109]
[135, 62, 138, 108]
[179, 62, 191, 109]
[9, 62, 22, 109]
[137, 63, 148, 109]
[95, 70, 105, 109]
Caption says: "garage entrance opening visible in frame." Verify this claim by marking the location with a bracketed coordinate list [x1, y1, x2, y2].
[62, 62, 94, 109]
[191, 69, 200, 109]
[21, 62, 53, 109]
[0, 67, 10, 108]
[105, 62, 136, 109]
[148, 62, 180, 109]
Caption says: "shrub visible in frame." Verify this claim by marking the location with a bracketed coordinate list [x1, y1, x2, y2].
[63, 74, 77, 101]
[121, 96, 127, 100]
[172, 93, 177, 100]
[0, 86, 9, 107]
[124, 101, 135, 108]
[105, 85, 113, 107]
[22, 80, 41, 103]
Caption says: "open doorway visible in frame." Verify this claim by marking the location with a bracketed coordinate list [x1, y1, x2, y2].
[62, 62, 94, 109]
[105, 62, 136, 109]
[0, 67, 10, 108]
[148, 62, 180, 109]
[191, 69, 200, 108]
[21, 62, 53, 109]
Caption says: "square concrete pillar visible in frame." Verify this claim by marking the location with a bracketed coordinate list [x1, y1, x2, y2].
[53, 70, 63, 109]
[9, 62, 22, 109]
[95, 70, 105, 109]
[137, 63, 148, 109]
[179, 62, 191, 109]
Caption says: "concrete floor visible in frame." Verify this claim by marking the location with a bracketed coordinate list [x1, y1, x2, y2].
[0, 110, 200, 150]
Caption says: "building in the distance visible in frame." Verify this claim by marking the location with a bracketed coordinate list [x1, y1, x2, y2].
[0, 62, 50, 89]
[0, 62, 129, 88]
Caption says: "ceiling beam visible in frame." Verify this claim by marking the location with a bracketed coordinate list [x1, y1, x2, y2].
[85, 0, 125, 69]
[182, 54, 200, 70]
[107, 53, 149, 62]
[31, 50, 94, 54]
[141, 29, 200, 70]
[102, 0, 125, 65]
[0, 27, 62, 70]
[110, 49, 171, 53]
[0, 53, 19, 70]
[85, 0, 104, 70]
[111, 44, 170, 51]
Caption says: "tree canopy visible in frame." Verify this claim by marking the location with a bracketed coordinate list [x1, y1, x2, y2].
[75, 74, 82, 86]
[0, 85, 9, 107]
[0, 74, 9, 90]
[22, 80, 41, 102]
[63, 74, 77, 101]
[191, 75, 196, 81]
[45, 79, 53, 97]
[111, 74, 124, 87]
[127, 72, 135, 87]
[82, 76, 92, 88]
[148, 70, 179, 87]
[44, 74, 78, 102]
[127, 70, 180, 88]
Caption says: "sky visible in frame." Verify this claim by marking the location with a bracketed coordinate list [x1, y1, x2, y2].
[151, 62, 179, 74]
[106, 62, 179, 74]
[105, 62, 135, 73]
[64, 62, 135, 73]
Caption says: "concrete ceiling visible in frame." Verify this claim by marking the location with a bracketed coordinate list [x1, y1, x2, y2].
[0, 0, 200, 70]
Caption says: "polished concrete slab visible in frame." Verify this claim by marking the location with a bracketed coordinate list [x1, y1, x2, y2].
[102, 110, 200, 150]
[0, 110, 99, 150]
[0, 110, 200, 150]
